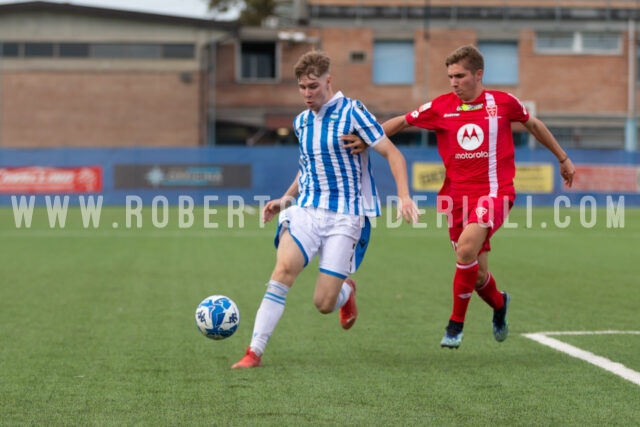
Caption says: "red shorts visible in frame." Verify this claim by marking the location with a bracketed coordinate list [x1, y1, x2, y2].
[444, 195, 513, 253]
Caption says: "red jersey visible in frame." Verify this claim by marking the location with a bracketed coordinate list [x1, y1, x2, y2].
[406, 90, 529, 203]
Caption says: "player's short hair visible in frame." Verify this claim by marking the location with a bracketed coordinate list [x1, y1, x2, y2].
[445, 45, 484, 73]
[294, 50, 331, 80]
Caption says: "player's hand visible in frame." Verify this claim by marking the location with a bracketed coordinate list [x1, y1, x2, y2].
[340, 134, 368, 155]
[262, 199, 284, 223]
[396, 196, 421, 224]
[560, 158, 576, 188]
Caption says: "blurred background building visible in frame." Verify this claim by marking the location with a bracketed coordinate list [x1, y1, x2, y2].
[0, 1, 235, 148]
[0, 0, 638, 150]
[216, 0, 640, 150]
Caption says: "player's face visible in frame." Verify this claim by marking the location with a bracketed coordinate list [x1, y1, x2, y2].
[298, 73, 332, 113]
[447, 62, 483, 102]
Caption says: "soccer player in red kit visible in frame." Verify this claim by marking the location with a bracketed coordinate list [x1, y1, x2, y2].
[344, 45, 576, 348]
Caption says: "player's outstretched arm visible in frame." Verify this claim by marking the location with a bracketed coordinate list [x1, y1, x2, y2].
[523, 117, 576, 187]
[382, 115, 410, 138]
[372, 138, 420, 224]
[340, 115, 410, 155]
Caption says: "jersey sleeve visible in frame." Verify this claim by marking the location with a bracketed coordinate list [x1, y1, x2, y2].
[405, 100, 441, 130]
[506, 93, 530, 122]
[351, 100, 386, 147]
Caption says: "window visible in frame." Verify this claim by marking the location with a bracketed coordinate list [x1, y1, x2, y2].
[636, 46, 640, 82]
[477, 42, 519, 85]
[92, 43, 127, 58]
[60, 43, 89, 58]
[240, 42, 277, 80]
[350, 51, 366, 63]
[128, 44, 162, 59]
[24, 42, 53, 57]
[92, 43, 193, 59]
[0, 42, 196, 59]
[0, 42, 19, 57]
[535, 32, 574, 51]
[535, 31, 620, 54]
[373, 41, 414, 85]
[163, 43, 195, 59]
[582, 33, 619, 51]
[92, 43, 161, 59]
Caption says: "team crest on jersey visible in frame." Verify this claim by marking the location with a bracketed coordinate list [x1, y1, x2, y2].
[475, 206, 488, 217]
[456, 124, 484, 150]
[486, 104, 498, 117]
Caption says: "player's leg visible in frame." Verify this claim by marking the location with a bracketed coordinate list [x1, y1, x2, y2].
[441, 222, 488, 349]
[475, 252, 510, 342]
[315, 217, 362, 329]
[313, 272, 358, 330]
[475, 252, 500, 306]
[313, 272, 349, 314]
[473, 197, 511, 342]
[333, 217, 370, 330]
[475, 252, 505, 309]
[253, 229, 307, 348]
[233, 207, 318, 369]
[232, 230, 306, 369]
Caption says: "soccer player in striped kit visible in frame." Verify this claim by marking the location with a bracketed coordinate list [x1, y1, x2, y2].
[345, 45, 576, 349]
[232, 50, 420, 368]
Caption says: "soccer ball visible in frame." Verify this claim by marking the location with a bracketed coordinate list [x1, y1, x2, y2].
[195, 295, 240, 340]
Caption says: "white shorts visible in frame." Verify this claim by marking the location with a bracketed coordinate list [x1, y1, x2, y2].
[274, 206, 368, 279]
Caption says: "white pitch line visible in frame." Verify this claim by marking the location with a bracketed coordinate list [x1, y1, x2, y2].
[532, 330, 640, 336]
[523, 332, 640, 386]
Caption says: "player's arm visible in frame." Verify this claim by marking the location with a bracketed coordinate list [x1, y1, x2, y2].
[341, 114, 410, 154]
[371, 138, 420, 224]
[522, 116, 576, 187]
[382, 115, 411, 137]
[263, 172, 300, 223]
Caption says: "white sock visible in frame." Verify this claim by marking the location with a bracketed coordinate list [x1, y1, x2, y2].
[332, 281, 352, 312]
[249, 280, 289, 356]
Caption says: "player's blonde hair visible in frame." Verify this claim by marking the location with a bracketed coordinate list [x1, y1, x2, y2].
[294, 50, 331, 80]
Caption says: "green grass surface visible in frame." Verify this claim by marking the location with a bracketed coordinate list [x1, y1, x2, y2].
[1, 204, 638, 426]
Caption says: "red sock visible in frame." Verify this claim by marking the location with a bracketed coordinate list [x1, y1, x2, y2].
[476, 271, 504, 310]
[450, 261, 478, 323]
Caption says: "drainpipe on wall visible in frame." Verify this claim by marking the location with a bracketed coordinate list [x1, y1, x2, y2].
[202, 40, 217, 146]
[0, 51, 3, 147]
[625, 17, 637, 152]
[421, 0, 430, 147]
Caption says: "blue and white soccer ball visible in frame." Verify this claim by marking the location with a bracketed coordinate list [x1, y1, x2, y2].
[195, 295, 240, 340]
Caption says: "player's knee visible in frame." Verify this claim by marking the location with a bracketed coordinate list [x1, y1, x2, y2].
[455, 246, 477, 265]
[271, 266, 297, 286]
[313, 296, 334, 314]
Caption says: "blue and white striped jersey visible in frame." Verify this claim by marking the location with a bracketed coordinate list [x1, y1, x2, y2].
[293, 91, 383, 217]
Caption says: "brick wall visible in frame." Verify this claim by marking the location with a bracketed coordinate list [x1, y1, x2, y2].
[215, 26, 632, 127]
[1, 71, 202, 147]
